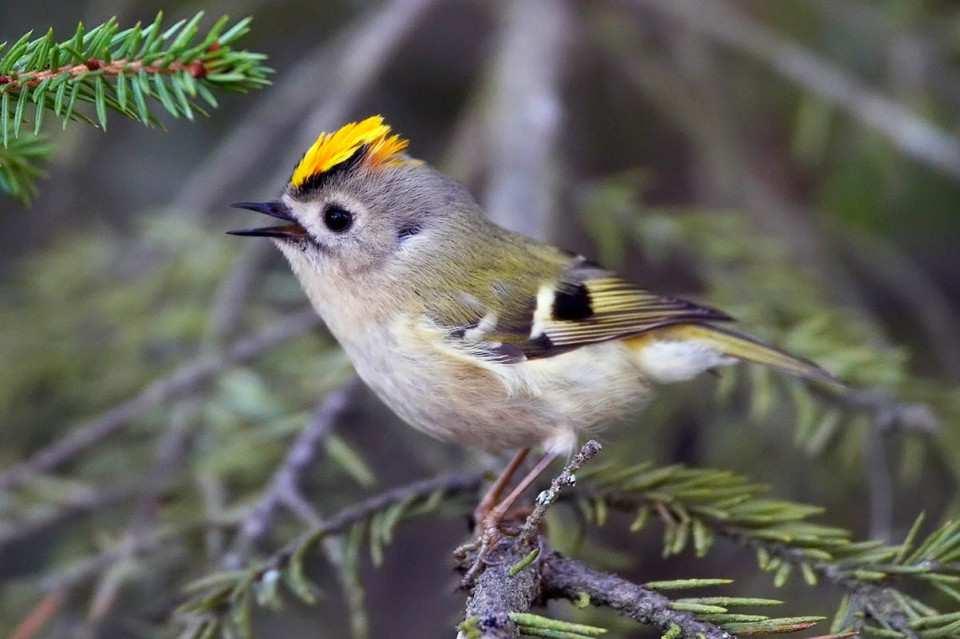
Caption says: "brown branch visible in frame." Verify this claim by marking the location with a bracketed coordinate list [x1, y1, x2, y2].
[458, 540, 736, 639]
[0, 308, 320, 494]
[542, 553, 732, 639]
[458, 441, 602, 638]
[9, 590, 65, 639]
[0, 56, 208, 90]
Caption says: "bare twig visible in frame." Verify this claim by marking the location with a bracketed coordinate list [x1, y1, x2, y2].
[37, 523, 205, 593]
[542, 552, 732, 639]
[822, 388, 939, 435]
[223, 379, 360, 567]
[0, 309, 320, 493]
[482, 0, 571, 241]
[631, 0, 960, 182]
[807, 0, 960, 110]
[518, 440, 602, 545]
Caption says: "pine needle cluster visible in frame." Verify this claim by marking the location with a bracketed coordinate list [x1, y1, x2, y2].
[0, 12, 270, 202]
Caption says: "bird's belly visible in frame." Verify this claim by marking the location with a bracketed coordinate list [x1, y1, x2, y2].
[340, 323, 653, 454]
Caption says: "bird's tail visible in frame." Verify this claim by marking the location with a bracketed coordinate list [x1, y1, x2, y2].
[633, 323, 844, 388]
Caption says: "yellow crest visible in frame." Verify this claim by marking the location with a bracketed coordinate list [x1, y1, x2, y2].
[289, 115, 409, 189]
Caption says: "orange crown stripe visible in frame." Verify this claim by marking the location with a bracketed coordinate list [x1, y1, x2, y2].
[290, 115, 409, 188]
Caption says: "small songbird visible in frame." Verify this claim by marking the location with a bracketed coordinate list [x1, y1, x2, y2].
[229, 115, 840, 553]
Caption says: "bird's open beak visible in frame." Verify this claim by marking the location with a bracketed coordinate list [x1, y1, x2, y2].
[227, 201, 307, 240]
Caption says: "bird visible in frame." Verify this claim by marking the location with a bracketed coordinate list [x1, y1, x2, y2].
[229, 115, 840, 569]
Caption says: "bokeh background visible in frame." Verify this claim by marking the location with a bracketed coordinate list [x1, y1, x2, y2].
[1, 1, 959, 637]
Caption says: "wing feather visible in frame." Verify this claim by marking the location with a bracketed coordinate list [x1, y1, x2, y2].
[433, 255, 733, 363]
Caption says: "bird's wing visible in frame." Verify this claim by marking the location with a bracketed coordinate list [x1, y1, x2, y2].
[431, 254, 734, 363]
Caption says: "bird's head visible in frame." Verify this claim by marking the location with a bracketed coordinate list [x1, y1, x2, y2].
[230, 115, 478, 282]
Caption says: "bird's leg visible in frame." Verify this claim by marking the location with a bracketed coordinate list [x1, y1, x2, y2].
[473, 448, 530, 525]
[453, 448, 530, 561]
[460, 451, 559, 586]
[479, 451, 558, 538]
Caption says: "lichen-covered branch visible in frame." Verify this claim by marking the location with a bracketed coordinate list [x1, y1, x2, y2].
[459, 540, 543, 639]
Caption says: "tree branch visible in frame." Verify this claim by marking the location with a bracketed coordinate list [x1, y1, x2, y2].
[459, 540, 543, 639]
[482, 0, 570, 241]
[459, 441, 602, 638]
[542, 553, 732, 639]
[0, 482, 138, 550]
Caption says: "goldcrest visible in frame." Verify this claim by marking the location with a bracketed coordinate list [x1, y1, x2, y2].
[230, 115, 838, 461]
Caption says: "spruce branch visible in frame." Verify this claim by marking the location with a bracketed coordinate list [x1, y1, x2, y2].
[573, 463, 960, 637]
[0, 12, 270, 202]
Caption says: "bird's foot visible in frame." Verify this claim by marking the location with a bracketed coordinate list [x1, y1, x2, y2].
[458, 516, 508, 587]
[459, 504, 535, 586]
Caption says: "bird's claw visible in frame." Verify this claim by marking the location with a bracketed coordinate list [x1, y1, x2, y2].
[458, 512, 514, 586]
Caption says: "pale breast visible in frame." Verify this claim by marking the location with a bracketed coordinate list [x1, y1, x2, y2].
[338, 314, 654, 455]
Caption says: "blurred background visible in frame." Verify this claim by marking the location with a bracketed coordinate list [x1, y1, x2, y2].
[1, 0, 959, 637]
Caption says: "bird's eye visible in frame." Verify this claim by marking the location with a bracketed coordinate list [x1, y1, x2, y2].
[323, 205, 354, 233]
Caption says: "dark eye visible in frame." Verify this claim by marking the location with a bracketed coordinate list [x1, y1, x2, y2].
[323, 205, 353, 233]
[398, 222, 422, 241]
